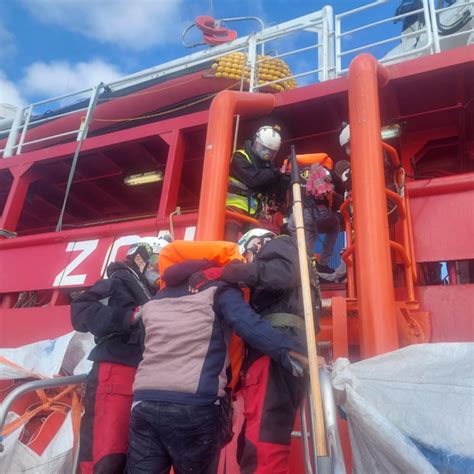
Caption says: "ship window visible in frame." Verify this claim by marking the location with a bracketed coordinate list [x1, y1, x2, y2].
[15, 135, 169, 234]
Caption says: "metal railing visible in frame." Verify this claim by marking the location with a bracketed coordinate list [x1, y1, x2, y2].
[335, 0, 437, 76]
[2, 87, 95, 158]
[1, 2, 472, 158]
[0, 10, 332, 159]
[292, 368, 346, 474]
[335, 0, 472, 76]
[252, 6, 335, 91]
[0, 374, 87, 443]
[431, 0, 474, 44]
[340, 142, 417, 303]
[0, 373, 87, 474]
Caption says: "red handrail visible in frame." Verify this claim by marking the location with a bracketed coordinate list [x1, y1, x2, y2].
[348, 54, 398, 357]
[196, 91, 275, 240]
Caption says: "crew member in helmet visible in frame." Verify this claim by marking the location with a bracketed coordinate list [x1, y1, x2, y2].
[193, 229, 319, 473]
[71, 237, 169, 474]
[140, 235, 173, 288]
[225, 125, 282, 241]
[339, 123, 400, 223]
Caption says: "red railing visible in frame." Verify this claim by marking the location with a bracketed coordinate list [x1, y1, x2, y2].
[341, 142, 417, 304]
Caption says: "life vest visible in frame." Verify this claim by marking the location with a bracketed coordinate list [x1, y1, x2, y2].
[158, 240, 245, 390]
[226, 149, 259, 215]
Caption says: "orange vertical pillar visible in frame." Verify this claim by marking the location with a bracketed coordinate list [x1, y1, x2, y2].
[196, 90, 275, 240]
[348, 54, 399, 357]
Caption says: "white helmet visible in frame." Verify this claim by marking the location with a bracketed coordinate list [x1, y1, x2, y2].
[253, 125, 281, 161]
[141, 236, 171, 256]
[339, 123, 401, 147]
[339, 124, 350, 147]
[238, 228, 276, 257]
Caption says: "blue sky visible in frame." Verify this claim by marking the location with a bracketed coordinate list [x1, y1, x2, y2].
[0, 0, 403, 108]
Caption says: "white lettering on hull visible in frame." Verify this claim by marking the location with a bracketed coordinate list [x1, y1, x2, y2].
[53, 239, 99, 287]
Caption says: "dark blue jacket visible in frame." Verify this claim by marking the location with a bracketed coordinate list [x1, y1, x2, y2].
[71, 261, 152, 367]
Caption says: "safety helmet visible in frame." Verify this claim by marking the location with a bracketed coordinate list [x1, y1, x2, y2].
[126, 242, 156, 266]
[238, 228, 276, 257]
[339, 124, 350, 147]
[253, 125, 281, 161]
[140, 236, 171, 256]
[339, 123, 401, 147]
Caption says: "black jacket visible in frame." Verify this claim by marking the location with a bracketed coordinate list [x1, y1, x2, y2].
[221, 235, 320, 327]
[230, 141, 280, 194]
[70, 261, 152, 367]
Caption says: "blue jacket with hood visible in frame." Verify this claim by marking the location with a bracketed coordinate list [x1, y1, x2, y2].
[133, 260, 303, 406]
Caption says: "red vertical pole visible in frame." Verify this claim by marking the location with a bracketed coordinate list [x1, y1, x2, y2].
[348, 54, 399, 357]
[196, 90, 275, 240]
[1, 294, 16, 308]
[0, 164, 34, 236]
[447, 261, 458, 285]
[157, 130, 186, 222]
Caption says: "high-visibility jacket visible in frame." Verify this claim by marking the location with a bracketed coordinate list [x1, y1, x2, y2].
[226, 149, 259, 215]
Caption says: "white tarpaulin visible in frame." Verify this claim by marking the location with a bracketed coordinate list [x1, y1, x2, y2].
[0, 413, 74, 474]
[332, 343, 474, 474]
[0, 332, 94, 473]
[0, 331, 94, 379]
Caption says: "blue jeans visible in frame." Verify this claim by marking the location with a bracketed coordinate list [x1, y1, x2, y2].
[126, 401, 221, 474]
[288, 206, 340, 265]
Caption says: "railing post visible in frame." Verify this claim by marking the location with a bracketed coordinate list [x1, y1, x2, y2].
[426, 0, 442, 53]
[335, 13, 342, 77]
[3, 108, 24, 158]
[247, 35, 258, 92]
[423, 0, 440, 53]
[16, 105, 34, 155]
[322, 5, 335, 81]
[320, 370, 346, 474]
[300, 402, 314, 474]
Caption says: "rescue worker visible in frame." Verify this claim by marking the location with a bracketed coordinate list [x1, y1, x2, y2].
[71, 237, 169, 474]
[126, 258, 307, 474]
[287, 163, 345, 275]
[339, 123, 400, 223]
[194, 229, 319, 474]
[225, 125, 282, 241]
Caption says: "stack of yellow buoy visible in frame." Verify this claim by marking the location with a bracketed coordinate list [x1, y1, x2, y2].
[211, 52, 297, 92]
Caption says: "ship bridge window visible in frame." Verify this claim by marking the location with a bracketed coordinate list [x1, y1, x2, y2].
[15, 135, 169, 234]
[176, 129, 205, 212]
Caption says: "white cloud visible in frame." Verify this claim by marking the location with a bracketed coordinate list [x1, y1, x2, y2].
[21, 0, 185, 50]
[0, 71, 25, 107]
[22, 59, 124, 98]
[0, 21, 16, 60]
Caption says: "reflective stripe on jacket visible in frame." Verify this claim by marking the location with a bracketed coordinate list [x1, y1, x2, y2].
[227, 149, 259, 214]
